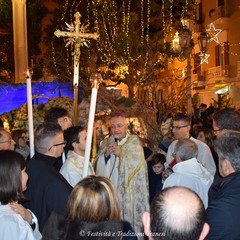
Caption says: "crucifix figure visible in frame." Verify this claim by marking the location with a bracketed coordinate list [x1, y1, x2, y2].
[54, 12, 99, 125]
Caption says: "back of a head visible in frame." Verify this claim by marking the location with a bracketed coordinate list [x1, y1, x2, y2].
[66, 175, 120, 222]
[150, 186, 205, 240]
[34, 122, 62, 154]
[213, 108, 240, 131]
[0, 150, 25, 204]
[214, 132, 240, 172]
[174, 139, 198, 161]
[44, 107, 69, 124]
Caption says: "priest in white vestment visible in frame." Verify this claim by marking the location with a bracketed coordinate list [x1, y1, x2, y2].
[94, 112, 149, 236]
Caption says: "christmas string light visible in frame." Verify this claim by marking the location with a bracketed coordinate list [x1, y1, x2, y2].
[144, 0, 150, 72]
[141, 0, 144, 45]
[169, 0, 173, 37]
[220, 42, 239, 56]
[162, 0, 166, 41]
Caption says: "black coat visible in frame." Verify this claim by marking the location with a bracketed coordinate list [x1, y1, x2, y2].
[206, 172, 240, 239]
[24, 152, 72, 231]
[42, 211, 138, 240]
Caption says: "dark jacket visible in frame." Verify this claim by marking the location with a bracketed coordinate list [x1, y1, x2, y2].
[206, 172, 240, 239]
[42, 211, 138, 240]
[24, 152, 72, 231]
[147, 163, 163, 204]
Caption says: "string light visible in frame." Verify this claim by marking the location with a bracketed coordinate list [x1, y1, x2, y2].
[162, 0, 166, 41]
[169, 0, 173, 37]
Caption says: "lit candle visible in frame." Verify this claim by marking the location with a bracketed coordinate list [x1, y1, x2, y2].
[82, 73, 102, 178]
[26, 69, 34, 158]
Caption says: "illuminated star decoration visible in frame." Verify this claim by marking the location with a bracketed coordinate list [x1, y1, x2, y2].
[199, 53, 210, 64]
[206, 23, 222, 43]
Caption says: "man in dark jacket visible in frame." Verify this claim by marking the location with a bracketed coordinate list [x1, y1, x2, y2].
[44, 107, 73, 170]
[206, 132, 240, 239]
[24, 123, 72, 231]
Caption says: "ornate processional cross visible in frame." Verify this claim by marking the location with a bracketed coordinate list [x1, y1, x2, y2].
[54, 12, 99, 125]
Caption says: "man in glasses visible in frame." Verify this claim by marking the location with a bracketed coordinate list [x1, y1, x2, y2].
[94, 112, 149, 236]
[24, 122, 72, 231]
[0, 128, 15, 150]
[166, 114, 216, 177]
[212, 108, 240, 139]
[206, 132, 240, 239]
[44, 107, 73, 170]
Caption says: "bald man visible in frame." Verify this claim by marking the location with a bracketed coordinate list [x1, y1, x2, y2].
[142, 186, 209, 240]
[0, 128, 15, 150]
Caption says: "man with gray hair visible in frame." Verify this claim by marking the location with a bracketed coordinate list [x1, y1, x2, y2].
[206, 132, 240, 239]
[24, 123, 72, 231]
[163, 139, 213, 208]
[142, 186, 210, 240]
[212, 108, 240, 139]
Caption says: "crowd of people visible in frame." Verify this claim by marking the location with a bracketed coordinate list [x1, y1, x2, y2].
[0, 105, 240, 240]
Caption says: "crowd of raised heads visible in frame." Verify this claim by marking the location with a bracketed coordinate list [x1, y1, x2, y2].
[1, 106, 240, 240]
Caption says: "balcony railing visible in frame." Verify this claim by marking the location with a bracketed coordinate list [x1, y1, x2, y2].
[207, 65, 230, 84]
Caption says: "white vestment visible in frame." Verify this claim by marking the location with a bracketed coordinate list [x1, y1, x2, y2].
[166, 136, 216, 177]
[94, 133, 149, 237]
[60, 150, 95, 187]
[0, 204, 41, 240]
[163, 157, 213, 208]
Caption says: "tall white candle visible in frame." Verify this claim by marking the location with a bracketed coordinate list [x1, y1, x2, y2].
[26, 70, 34, 158]
[82, 73, 102, 178]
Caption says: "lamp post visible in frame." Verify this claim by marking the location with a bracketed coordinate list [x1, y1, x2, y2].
[198, 32, 210, 55]
[179, 26, 192, 115]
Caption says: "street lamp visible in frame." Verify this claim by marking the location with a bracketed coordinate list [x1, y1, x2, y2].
[198, 32, 210, 55]
[179, 26, 192, 115]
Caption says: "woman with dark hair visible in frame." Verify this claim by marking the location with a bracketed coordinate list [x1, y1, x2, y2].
[12, 129, 30, 160]
[196, 127, 218, 169]
[43, 175, 137, 240]
[0, 150, 41, 240]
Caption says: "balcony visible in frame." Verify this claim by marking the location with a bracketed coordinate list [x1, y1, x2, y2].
[212, 6, 230, 30]
[206, 65, 230, 86]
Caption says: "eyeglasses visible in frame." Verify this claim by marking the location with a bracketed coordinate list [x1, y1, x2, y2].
[0, 138, 12, 144]
[170, 125, 189, 130]
[48, 141, 67, 151]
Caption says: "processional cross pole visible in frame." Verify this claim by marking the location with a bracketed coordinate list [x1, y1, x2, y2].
[54, 12, 99, 125]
